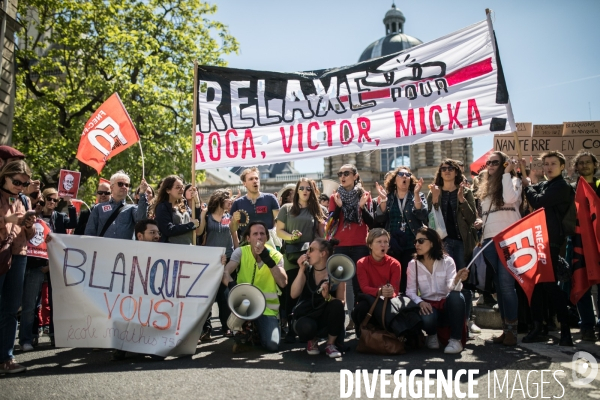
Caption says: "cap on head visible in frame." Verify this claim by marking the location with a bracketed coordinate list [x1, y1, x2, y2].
[0, 146, 25, 161]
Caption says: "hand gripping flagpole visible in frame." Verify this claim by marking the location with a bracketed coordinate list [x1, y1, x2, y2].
[190, 61, 199, 244]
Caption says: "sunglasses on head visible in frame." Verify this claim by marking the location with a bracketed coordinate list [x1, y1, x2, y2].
[486, 160, 501, 167]
[414, 238, 429, 245]
[116, 182, 130, 188]
[9, 177, 31, 187]
[337, 171, 352, 178]
[46, 198, 59, 203]
[397, 171, 412, 178]
[97, 191, 111, 196]
[440, 166, 456, 172]
[298, 186, 312, 192]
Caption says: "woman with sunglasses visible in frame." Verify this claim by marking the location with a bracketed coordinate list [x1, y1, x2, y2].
[406, 227, 469, 354]
[276, 178, 327, 341]
[477, 151, 522, 346]
[155, 176, 200, 245]
[0, 160, 36, 373]
[328, 164, 373, 327]
[374, 166, 427, 294]
[427, 160, 479, 334]
[292, 238, 345, 358]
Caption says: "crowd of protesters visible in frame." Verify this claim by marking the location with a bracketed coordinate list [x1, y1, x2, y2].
[0, 143, 599, 373]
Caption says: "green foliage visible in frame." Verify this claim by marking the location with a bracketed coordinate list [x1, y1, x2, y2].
[14, 0, 237, 202]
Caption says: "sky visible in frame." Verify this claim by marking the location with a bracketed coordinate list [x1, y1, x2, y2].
[211, 0, 600, 173]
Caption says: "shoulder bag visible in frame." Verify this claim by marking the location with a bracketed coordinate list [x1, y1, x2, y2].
[356, 289, 406, 355]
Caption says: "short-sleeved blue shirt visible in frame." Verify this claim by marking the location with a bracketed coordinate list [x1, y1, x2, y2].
[230, 193, 280, 236]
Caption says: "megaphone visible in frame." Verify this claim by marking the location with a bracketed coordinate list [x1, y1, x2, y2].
[227, 283, 266, 331]
[326, 254, 356, 283]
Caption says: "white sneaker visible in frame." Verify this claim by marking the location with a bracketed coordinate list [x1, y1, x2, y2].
[21, 343, 34, 352]
[426, 334, 440, 349]
[468, 320, 482, 333]
[444, 338, 463, 354]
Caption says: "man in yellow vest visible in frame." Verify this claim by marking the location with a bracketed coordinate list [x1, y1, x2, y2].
[223, 221, 288, 352]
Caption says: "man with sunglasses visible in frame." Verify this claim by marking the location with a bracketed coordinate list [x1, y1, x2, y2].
[84, 171, 149, 239]
[73, 181, 112, 235]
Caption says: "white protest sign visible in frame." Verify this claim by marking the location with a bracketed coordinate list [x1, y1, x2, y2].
[48, 234, 224, 357]
[195, 19, 516, 169]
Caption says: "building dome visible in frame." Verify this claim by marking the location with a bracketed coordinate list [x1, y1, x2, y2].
[358, 3, 422, 62]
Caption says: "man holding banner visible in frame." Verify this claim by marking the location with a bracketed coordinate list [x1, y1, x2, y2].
[520, 151, 573, 346]
[84, 171, 148, 239]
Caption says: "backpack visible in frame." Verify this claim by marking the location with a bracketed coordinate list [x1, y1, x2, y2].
[560, 186, 576, 237]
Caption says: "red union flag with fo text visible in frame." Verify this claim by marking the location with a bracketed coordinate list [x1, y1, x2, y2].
[493, 208, 555, 304]
[76, 93, 139, 174]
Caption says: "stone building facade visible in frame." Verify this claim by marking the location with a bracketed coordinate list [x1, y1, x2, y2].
[0, 0, 20, 145]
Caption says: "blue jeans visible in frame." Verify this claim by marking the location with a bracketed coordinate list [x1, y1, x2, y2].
[255, 315, 280, 352]
[0, 255, 27, 362]
[19, 263, 46, 345]
[482, 238, 518, 321]
[443, 238, 473, 320]
[333, 245, 370, 314]
[420, 291, 466, 340]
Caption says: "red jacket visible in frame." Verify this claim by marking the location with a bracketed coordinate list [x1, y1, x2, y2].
[356, 255, 401, 297]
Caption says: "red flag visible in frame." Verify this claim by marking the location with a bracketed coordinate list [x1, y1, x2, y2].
[570, 178, 600, 304]
[71, 199, 83, 215]
[76, 93, 139, 174]
[493, 208, 555, 305]
[470, 149, 494, 177]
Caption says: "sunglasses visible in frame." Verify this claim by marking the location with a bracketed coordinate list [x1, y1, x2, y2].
[116, 182, 130, 188]
[46, 198, 59, 203]
[97, 191, 111, 196]
[298, 186, 312, 192]
[397, 172, 412, 178]
[9, 177, 31, 187]
[414, 238, 430, 245]
[486, 160, 501, 167]
[307, 247, 319, 253]
[337, 171, 352, 178]
[440, 166, 456, 172]
[37, 201, 45, 207]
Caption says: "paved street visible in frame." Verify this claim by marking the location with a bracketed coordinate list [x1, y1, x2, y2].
[2, 305, 600, 400]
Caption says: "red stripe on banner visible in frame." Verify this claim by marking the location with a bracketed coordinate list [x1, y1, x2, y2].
[337, 58, 493, 103]
[445, 58, 493, 87]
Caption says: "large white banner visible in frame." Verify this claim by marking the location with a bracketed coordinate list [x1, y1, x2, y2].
[48, 234, 224, 357]
[195, 18, 515, 169]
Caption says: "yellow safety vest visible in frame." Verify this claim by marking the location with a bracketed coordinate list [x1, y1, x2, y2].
[237, 245, 283, 317]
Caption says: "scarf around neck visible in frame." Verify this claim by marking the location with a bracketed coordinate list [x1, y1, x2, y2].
[337, 185, 362, 225]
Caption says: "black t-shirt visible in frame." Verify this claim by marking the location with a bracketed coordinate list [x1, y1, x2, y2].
[293, 266, 338, 319]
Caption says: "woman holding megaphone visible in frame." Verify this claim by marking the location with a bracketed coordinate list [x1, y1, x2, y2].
[292, 238, 346, 358]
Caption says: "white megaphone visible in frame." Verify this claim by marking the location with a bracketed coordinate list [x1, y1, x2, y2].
[326, 254, 356, 284]
[227, 283, 266, 332]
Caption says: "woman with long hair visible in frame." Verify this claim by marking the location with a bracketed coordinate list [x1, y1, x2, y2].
[477, 151, 522, 346]
[374, 166, 427, 294]
[277, 178, 326, 341]
[154, 175, 200, 245]
[292, 238, 345, 358]
[427, 159, 479, 334]
[0, 160, 36, 373]
[406, 227, 469, 354]
[327, 164, 373, 328]
[198, 188, 235, 337]
[21, 187, 77, 350]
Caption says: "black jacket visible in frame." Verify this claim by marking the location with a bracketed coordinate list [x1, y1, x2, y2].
[47, 206, 78, 234]
[524, 176, 571, 245]
[154, 201, 196, 243]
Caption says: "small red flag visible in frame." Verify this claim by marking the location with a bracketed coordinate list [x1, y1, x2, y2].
[570, 178, 600, 304]
[470, 149, 495, 177]
[493, 208, 555, 305]
[76, 93, 139, 174]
